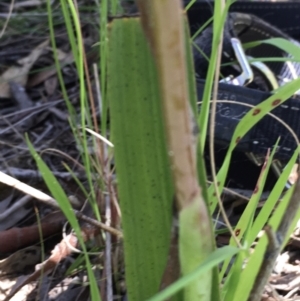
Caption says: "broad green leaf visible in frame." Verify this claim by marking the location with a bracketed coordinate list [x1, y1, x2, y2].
[136, 1, 221, 299]
[108, 18, 173, 301]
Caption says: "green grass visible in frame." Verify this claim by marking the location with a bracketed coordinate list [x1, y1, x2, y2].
[26, 0, 300, 300]
[146, 246, 240, 301]
[27, 135, 101, 301]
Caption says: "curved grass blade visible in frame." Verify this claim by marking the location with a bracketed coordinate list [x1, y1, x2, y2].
[222, 143, 277, 300]
[26, 136, 100, 301]
[146, 246, 239, 301]
[232, 182, 295, 301]
[208, 77, 300, 212]
[220, 143, 276, 278]
[244, 38, 300, 61]
[249, 147, 300, 243]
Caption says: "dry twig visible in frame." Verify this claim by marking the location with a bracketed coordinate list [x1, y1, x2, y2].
[0, 171, 123, 238]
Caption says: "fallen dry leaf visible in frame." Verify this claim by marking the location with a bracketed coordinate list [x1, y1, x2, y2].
[27, 51, 73, 88]
[0, 246, 41, 277]
[0, 40, 48, 98]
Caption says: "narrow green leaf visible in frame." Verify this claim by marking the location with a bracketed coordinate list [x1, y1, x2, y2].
[147, 246, 239, 301]
[249, 146, 300, 243]
[185, 0, 197, 10]
[232, 185, 295, 301]
[244, 38, 300, 61]
[184, 19, 210, 206]
[26, 136, 100, 301]
[223, 146, 298, 301]
[248, 57, 300, 64]
[208, 77, 300, 211]
[221, 140, 279, 281]
[198, 1, 231, 153]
